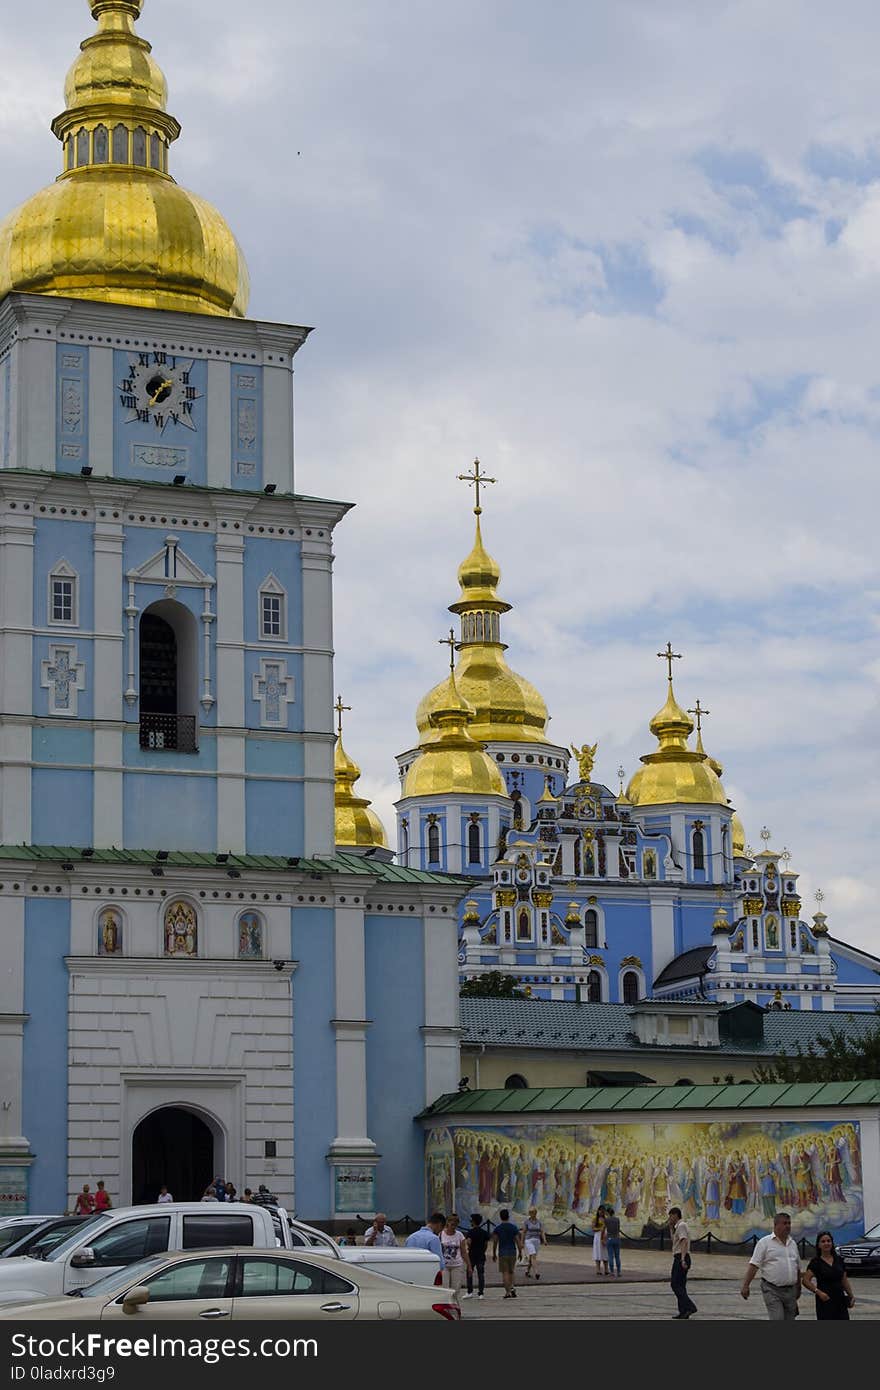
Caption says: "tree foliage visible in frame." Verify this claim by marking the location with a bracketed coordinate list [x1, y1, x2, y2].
[460, 971, 527, 999]
[753, 1011, 880, 1083]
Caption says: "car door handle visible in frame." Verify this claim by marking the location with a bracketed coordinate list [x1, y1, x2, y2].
[319, 1302, 352, 1312]
[199, 1309, 230, 1318]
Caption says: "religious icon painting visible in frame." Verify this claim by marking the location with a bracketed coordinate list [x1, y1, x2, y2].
[237, 912, 263, 959]
[97, 907, 123, 956]
[163, 899, 198, 957]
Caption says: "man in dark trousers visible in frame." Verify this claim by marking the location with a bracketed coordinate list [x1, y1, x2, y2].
[668, 1206, 697, 1318]
[462, 1214, 490, 1299]
[491, 1208, 524, 1299]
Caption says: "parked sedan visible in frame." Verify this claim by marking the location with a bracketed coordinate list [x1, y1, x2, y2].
[0, 1247, 461, 1321]
[837, 1222, 880, 1274]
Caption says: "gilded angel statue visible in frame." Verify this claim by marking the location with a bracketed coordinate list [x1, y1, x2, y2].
[570, 741, 598, 783]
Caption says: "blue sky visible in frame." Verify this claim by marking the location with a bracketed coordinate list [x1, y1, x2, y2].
[3, 0, 880, 949]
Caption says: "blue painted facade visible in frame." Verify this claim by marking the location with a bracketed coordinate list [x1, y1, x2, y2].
[22, 899, 69, 1213]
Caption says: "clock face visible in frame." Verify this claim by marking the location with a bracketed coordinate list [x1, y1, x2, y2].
[117, 352, 202, 433]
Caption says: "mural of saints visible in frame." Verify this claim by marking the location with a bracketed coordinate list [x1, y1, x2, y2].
[98, 908, 122, 956]
[237, 912, 263, 959]
[443, 1118, 865, 1245]
[164, 900, 197, 957]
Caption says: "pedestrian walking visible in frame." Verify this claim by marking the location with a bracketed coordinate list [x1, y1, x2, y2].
[668, 1206, 697, 1318]
[157, 1185, 173, 1204]
[740, 1211, 802, 1320]
[404, 1212, 445, 1261]
[592, 1204, 609, 1275]
[364, 1213, 396, 1247]
[463, 1214, 489, 1299]
[801, 1230, 854, 1321]
[491, 1207, 524, 1299]
[523, 1207, 546, 1280]
[93, 1180, 111, 1213]
[440, 1213, 471, 1293]
[604, 1205, 622, 1277]
[73, 1184, 94, 1215]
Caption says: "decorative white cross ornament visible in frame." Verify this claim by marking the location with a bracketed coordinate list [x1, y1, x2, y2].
[252, 659, 293, 727]
[41, 644, 86, 716]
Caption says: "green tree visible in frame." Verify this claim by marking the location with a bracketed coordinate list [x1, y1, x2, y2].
[460, 971, 527, 999]
[753, 1011, 880, 1083]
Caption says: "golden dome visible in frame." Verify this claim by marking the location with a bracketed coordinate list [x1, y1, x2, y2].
[334, 735, 388, 850]
[731, 812, 746, 857]
[415, 513, 550, 744]
[404, 672, 510, 799]
[626, 678, 729, 807]
[0, 1, 249, 317]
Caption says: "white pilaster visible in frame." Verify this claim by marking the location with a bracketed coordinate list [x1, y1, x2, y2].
[216, 732, 246, 853]
[262, 365, 294, 492]
[206, 361, 231, 489]
[88, 346, 114, 475]
[0, 896, 28, 1153]
[649, 891, 676, 979]
[214, 529, 245, 727]
[330, 906, 375, 1153]
[300, 534, 334, 857]
[422, 911, 462, 1103]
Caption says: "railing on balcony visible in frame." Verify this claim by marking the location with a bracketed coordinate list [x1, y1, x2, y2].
[139, 713, 198, 753]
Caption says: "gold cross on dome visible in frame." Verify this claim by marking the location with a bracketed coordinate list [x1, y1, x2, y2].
[457, 457, 497, 515]
[687, 698, 710, 733]
[438, 628, 458, 673]
[334, 694, 351, 738]
[657, 641, 682, 682]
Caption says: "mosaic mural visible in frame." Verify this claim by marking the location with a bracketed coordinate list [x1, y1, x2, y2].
[424, 1119, 864, 1243]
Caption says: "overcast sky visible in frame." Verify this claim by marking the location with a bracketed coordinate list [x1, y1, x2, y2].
[3, 1, 880, 951]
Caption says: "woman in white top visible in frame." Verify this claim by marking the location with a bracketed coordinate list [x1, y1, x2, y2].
[440, 1214, 472, 1293]
[200, 1186, 219, 1202]
[523, 1207, 546, 1280]
[157, 1186, 173, 1204]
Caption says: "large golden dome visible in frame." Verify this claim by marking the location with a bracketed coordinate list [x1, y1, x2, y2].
[334, 736, 388, 850]
[0, 1, 249, 317]
[627, 677, 729, 807]
[404, 672, 510, 799]
[415, 512, 550, 744]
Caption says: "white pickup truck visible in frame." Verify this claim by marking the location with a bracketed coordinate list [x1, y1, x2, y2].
[0, 1204, 440, 1306]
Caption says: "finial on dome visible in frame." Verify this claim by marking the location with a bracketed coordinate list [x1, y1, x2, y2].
[457, 457, 496, 516]
[334, 693, 352, 739]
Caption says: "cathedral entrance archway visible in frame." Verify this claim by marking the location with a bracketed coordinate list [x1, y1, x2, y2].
[131, 1106, 217, 1204]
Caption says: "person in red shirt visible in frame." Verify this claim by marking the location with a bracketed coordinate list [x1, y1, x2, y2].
[73, 1184, 94, 1215]
[93, 1181, 111, 1213]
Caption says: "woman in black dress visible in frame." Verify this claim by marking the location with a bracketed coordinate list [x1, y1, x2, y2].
[802, 1230, 855, 1320]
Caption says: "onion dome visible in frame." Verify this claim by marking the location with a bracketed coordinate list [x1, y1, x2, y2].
[0, 1, 249, 317]
[415, 511, 550, 744]
[712, 905, 731, 934]
[731, 812, 746, 857]
[626, 676, 728, 807]
[334, 736, 387, 850]
[404, 671, 509, 799]
[811, 911, 829, 936]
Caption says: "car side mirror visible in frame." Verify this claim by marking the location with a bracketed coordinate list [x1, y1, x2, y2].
[122, 1286, 150, 1315]
[69, 1248, 96, 1268]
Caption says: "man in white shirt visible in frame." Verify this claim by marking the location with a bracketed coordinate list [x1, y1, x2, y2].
[741, 1212, 802, 1319]
[668, 1207, 697, 1318]
[364, 1213, 396, 1247]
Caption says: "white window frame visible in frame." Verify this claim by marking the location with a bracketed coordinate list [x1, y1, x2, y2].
[48, 560, 79, 627]
[258, 574, 287, 642]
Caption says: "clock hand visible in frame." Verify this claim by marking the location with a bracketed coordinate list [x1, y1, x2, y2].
[148, 378, 174, 407]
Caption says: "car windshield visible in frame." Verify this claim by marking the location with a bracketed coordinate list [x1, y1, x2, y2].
[0, 1223, 42, 1254]
[45, 1215, 112, 1263]
[862, 1223, 880, 1240]
[69, 1255, 170, 1300]
[25, 1224, 89, 1259]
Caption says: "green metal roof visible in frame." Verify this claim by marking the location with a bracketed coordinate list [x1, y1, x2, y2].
[419, 1078, 880, 1118]
[0, 845, 467, 888]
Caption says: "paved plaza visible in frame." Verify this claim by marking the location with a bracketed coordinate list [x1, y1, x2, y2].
[457, 1244, 880, 1319]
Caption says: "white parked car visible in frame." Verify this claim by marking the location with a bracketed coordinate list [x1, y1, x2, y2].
[0, 1217, 59, 1255]
[0, 1204, 440, 1306]
[0, 1247, 460, 1321]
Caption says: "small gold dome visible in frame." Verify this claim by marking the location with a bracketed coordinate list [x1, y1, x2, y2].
[0, 0, 249, 317]
[627, 678, 729, 807]
[415, 513, 550, 744]
[334, 736, 388, 850]
[731, 812, 746, 856]
[404, 673, 510, 799]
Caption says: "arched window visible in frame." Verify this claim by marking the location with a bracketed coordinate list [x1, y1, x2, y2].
[622, 970, 639, 1005]
[163, 900, 197, 957]
[112, 123, 129, 163]
[65, 135, 73, 170]
[504, 1074, 529, 1090]
[138, 600, 199, 752]
[468, 821, 481, 865]
[587, 970, 602, 1002]
[692, 829, 705, 872]
[427, 822, 440, 864]
[150, 132, 161, 169]
[517, 909, 531, 940]
[584, 909, 598, 948]
[236, 911, 264, 959]
[132, 127, 147, 166]
[93, 125, 108, 163]
[76, 128, 89, 166]
[512, 793, 523, 830]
